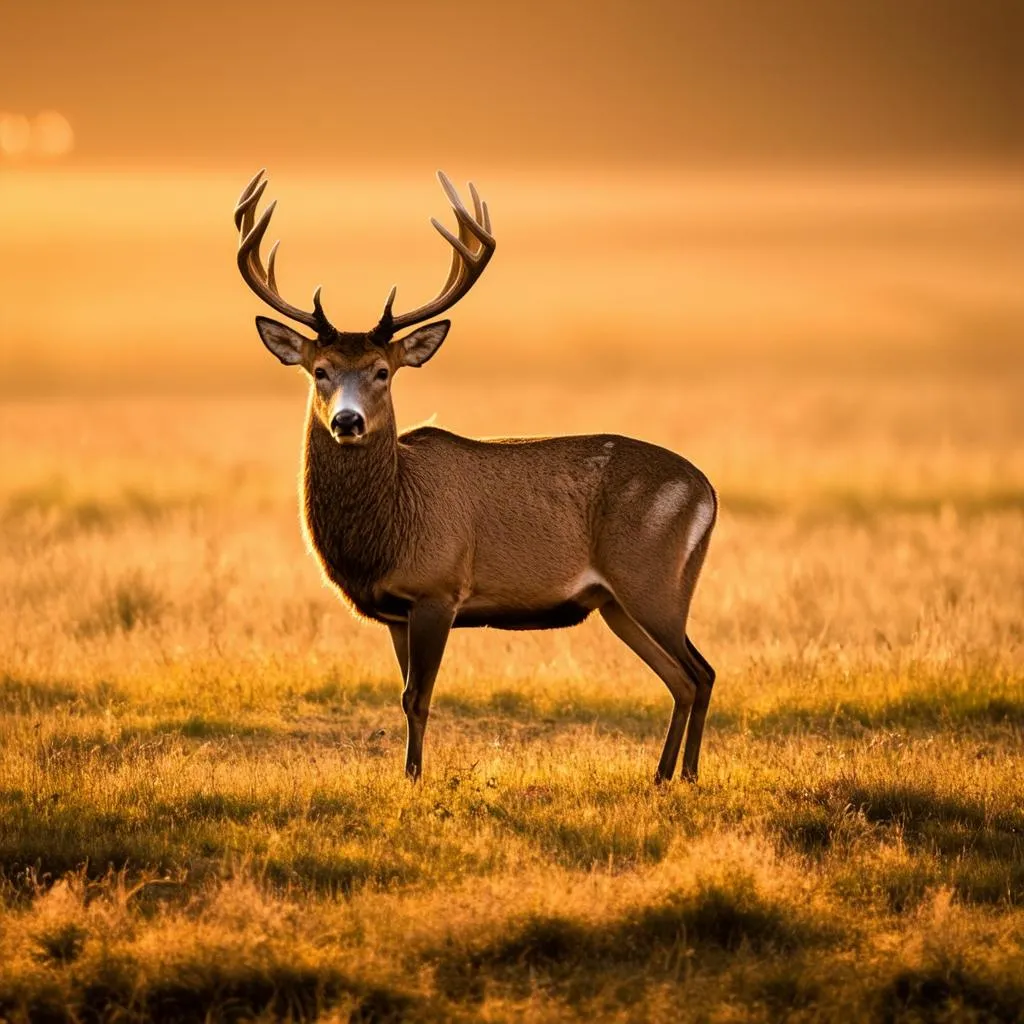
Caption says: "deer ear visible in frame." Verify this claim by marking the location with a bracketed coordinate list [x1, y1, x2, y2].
[396, 321, 450, 368]
[255, 316, 309, 366]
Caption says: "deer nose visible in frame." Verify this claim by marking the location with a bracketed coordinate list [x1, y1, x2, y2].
[331, 409, 365, 438]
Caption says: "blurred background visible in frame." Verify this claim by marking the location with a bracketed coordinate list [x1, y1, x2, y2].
[0, 0, 1021, 394]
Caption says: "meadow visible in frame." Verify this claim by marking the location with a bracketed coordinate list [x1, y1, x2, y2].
[0, 170, 1022, 1021]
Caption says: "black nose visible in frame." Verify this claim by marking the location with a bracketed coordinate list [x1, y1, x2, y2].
[331, 409, 365, 437]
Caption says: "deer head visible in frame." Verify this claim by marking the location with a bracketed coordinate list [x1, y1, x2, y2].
[234, 169, 496, 444]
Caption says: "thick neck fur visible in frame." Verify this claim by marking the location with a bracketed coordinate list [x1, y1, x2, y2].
[302, 394, 405, 597]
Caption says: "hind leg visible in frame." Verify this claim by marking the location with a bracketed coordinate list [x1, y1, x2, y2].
[680, 637, 715, 781]
[599, 602, 696, 782]
[623, 613, 712, 782]
[600, 570, 712, 781]
[598, 492, 717, 780]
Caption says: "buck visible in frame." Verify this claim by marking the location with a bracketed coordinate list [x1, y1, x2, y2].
[234, 169, 718, 782]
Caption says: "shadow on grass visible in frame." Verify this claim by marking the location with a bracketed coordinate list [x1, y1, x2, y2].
[165, 791, 366, 826]
[775, 780, 1024, 907]
[0, 787, 471, 901]
[300, 671, 662, 737]
[0, 674, 125, 713]
[1, 960, 420, 1024]
[302, 677, 395, 708]
[837, 781, 1024, 842]
[431, 875, 832, 1004]
[491, 805, 672, 870]
[879, 964, 1024, 1024]
[0, 821, 419, 905]
[714, 690, 1024, 738]
[438, 689, 665, 738]
[122, 716, 279, 742]
[263, 852, 419, 896]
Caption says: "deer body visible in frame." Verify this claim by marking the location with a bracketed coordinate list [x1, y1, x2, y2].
[235, 169, 717, 781]
[304, 411, 715, 633]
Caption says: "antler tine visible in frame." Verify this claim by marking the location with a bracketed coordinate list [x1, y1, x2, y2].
[431, 217, 477, 262]
[266, 240, 281, 292]
[233, 168, 266, 230]
[237, 167, 266, 202]
[239, 199, 282, 291]
[234, 170, 324, 332]
[384, 171, 496, 334]
[468, 181, 484, 225]
[237, 181, 268, 246]
[240, 193, 273, 287]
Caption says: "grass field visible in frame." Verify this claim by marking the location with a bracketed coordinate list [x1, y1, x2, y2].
[1, 166, 1022, 1021]
[1, 361, 1022, 1021]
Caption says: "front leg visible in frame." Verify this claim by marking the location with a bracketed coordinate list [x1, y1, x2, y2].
[402, 599, 456, 780]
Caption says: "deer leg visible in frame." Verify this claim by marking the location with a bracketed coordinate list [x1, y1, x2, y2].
[680, 636, 716, 782]
[599, 602, 696, 783]
[388, 622, 409, 681]
[402, 599, 456, 780]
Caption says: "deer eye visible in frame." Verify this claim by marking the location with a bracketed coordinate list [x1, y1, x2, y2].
[314, 367, 327, 380]
[375, 367, 389, 382]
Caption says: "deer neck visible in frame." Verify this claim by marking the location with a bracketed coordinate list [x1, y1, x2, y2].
[302, 397, 403, 591]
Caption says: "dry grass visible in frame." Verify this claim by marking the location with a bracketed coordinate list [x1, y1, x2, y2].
[0, 362, 1021, 1022]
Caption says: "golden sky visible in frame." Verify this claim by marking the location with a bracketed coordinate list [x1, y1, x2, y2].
[3, 0, 1022, 171]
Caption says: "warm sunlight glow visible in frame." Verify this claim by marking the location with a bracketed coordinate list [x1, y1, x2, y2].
[33, 109, 74, 157]
[0, 110, 74, 160]
[0, 112, 31, 157]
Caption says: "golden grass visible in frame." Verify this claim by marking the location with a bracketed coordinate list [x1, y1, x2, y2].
[0, 364, 1022, 1021]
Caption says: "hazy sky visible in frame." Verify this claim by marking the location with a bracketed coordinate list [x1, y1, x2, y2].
[3, 0, 1022, 170]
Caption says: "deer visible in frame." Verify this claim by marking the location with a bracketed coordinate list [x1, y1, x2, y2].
[234, 168, 718, 783]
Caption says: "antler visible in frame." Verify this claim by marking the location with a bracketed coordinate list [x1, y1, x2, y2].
[234, 169, 331, 333]
[377, 171, 496, 336]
